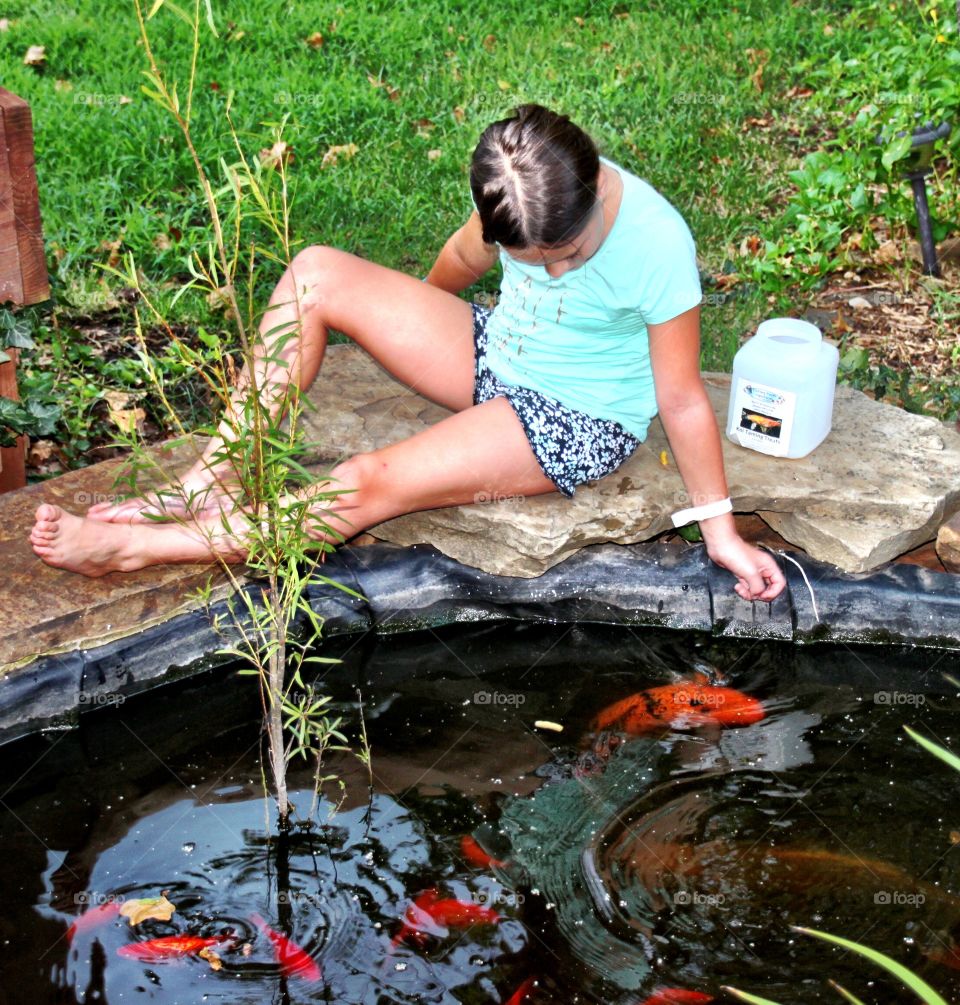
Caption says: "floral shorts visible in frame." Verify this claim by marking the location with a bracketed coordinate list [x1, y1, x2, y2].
[471, 304, 641, 498]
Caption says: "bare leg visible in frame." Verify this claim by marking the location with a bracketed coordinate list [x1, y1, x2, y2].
[87, 247, 477, 523]
[32, 399, 557, 576]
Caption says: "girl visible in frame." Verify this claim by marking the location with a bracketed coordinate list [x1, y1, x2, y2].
[31, 104, 785, 602]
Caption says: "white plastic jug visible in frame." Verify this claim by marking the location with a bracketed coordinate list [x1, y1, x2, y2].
[726, 318, 839, 459]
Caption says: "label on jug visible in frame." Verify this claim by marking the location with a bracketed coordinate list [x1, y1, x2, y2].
[729, 378, 797, 456]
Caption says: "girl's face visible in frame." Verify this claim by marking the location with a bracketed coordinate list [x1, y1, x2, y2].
[502, 198, 605, 279]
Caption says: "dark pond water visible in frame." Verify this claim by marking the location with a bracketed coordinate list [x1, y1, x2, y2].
[2, 621, 960, 1005]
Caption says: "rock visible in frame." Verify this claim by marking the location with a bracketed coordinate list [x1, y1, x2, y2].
[299, 346, 960, 578]
[938, 514, 960, 573]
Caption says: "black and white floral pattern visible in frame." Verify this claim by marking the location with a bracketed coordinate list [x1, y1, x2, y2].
[471, 304, 640, 498]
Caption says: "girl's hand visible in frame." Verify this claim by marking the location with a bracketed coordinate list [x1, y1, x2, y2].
[703, 534, 787, 602]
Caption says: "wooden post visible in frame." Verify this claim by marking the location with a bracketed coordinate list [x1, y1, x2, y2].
[0, 86, 49, 493]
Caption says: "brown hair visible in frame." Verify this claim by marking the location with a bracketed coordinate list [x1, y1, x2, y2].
[469, 104, 600, 249]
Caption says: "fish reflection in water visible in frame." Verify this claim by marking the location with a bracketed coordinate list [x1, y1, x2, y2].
[495, 673, 960, 1002]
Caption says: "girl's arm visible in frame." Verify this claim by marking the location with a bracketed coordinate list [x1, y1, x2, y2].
[425, 211, 499, 293]
[648, 305, 786, 602]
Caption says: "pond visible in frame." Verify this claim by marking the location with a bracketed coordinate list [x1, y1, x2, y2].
[2, 620, 959, 1004]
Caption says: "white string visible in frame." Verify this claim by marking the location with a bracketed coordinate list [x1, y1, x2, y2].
[759, 545, 821, 623]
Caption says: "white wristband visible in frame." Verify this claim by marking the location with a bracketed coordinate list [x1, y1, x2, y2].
[672, 497, 733, 528]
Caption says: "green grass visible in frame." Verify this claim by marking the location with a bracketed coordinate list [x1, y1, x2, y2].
[0, 0, 956, 463]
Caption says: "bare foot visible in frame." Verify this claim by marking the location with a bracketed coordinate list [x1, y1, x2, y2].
[31, 502, 247, 576]
[31, 503, 144, 576]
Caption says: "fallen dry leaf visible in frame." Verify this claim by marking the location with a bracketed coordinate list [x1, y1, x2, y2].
[741, 116, 771, 132]
[427, 149, 442, 161]
[497, 79, 511, 91]
[573, 15, 585, 26]
[823, 23, 835, 35]
[659, 450, 669, 466]
[874, 239, 902, 265]
[120, 895, 176, 926]
[305, 31, 324, 48]
[320, 142, 358, 168]
[98, 237, 123, 270]
[103, 390, 145, 435]
[0, 18, 10, 31]
[482, 33, 496, 52]
[199, 947, 223, 971]
[832, 309, 852, 334]
[153, 233, 172, 252]
[784, 85, 814, 99]
[745, 47, 768, 93]
[740, 234, 763, 257]
[452, 105, 465, 124]
[24, 44, 45, 66]
[119, 95, 132, 105]
[26, 439, 57, 467]
[258, 140, 293, 170]
[54, 79, 72, 93]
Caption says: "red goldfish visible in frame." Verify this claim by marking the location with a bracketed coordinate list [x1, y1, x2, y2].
[393, 888, 500, 948]
[250, 912, 322, 982]
[503, 975, 537, 1003]
[593, 682, 764, 734]
[117, 934, 228, 960]
[638, 991, 714, 1005]
[461, 834, 508, 869]
[66, 899, 123, 943]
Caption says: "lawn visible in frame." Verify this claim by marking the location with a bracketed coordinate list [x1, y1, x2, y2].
[0, 0, 957, 471]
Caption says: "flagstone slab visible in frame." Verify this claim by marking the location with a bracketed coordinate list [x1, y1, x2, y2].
[301, 346, 960, 578]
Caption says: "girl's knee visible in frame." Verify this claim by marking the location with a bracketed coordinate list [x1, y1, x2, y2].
[286, 245, 343, 311]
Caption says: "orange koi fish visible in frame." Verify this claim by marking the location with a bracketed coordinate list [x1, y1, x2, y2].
[638, 990, 714, 1005]
[116, 933, 228, 960]
[593, 682, 764, 734]
[743, 413, 781, 430]
[393, 888, 500, 948]
[250, 912, 322, 982]
[461, 834, 508, 869]
[504, 975, 537, 1003]
[66, 899, 123, 943]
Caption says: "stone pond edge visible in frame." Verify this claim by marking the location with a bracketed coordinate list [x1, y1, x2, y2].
[2, 540, 958, 747]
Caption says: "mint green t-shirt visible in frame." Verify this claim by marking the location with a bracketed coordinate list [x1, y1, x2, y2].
[482, 159, 702, 441]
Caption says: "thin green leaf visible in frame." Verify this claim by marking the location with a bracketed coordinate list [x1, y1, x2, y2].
[202, 0, 218, 36]
[721, 988, 786, 1004]
[829, 979, 868, 1005]
[792, 927, 949, 1005]
[147, 0, 166, 17]
[904, 726, 960, 774]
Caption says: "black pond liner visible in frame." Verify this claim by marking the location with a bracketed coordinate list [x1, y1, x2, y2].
[2, 540, 959, 748]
